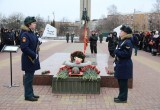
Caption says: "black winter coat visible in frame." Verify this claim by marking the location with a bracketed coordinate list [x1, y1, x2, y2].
[106, 36, 116, 51]
[89, 35, 98, 46]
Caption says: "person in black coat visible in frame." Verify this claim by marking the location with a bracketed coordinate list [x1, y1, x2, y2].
[106, 32, 118, 57]
[71, 32, 74, 43]
[89, 31, 98, 55]
[15, 30, 20, 45]
[20, 16, 40, 101]
[114, 25, 133, 103]
[66, 32, 69, 43]
[0, 28, 5, 51]
[99, 32, 103, 43]
[0, 28, 5, 43]
[132, 31, 140, 56]
[151, 31, 159, 56]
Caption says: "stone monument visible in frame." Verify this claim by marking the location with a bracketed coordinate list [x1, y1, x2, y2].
[79, 0, 91, 43]
[80, 0, 91, 23]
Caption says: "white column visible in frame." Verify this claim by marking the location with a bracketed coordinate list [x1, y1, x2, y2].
[80, 0, 91, 22]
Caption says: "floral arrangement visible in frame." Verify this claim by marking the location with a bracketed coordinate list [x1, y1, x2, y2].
[56, 51, 100, 80]
[70, 51, 85, 63]
[57, 65, 100, 80]
[81, 65, 100, 74]
[81, 65, 100, 81]
[57, 66, 71, 79]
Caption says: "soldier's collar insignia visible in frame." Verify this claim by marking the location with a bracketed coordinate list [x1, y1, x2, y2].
[22, 37, 26, 43]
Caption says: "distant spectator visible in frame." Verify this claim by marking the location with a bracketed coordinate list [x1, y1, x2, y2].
[99, 32, 103, 43]
[15, 30, 20, 45]
[71, 32, 74, 43]
[151, 31, 159, 56]
[66, 32, 69, 43]
[132, 31, 140, 56]
[89, 31, 98, 55]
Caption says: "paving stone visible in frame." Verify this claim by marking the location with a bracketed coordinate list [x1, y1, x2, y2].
[0, 40, 160, 109]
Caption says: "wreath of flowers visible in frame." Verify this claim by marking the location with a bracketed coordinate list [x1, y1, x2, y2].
[70, 51, 85, 63]
[81, 65, 100, 74]
[57, 51, 100, 80]
[57, 65, 100, 80]
[81, 65, 100, 81]
[57, 66, 71, 79]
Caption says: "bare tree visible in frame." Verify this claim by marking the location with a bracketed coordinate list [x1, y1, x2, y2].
[58, 17, 70, 36]
[107, 5, 121, 31]
[0, 13, 46, 31]
[0, 15, 7, 28]
[153, 0, 160, 12]
[95, 5, 121, 32]
[95, 18, 107, 32]
[0, 13, 2, 26]
[151, 0, 160, 31]
[5, 13, 24, 30]
[35, 15, 46, 31]
[107, 4, 118, 15]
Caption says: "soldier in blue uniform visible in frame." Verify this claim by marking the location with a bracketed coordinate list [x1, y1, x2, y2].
[114, 25, 133, 103]
[20, 16, 40, 101]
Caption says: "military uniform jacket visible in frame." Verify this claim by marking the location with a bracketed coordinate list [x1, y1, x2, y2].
[114, 34, 133, 79]
[20, 25, 40, 72]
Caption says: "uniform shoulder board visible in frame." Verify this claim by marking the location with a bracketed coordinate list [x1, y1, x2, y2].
[22, 37, 27, 43]
[125, 46, 130, 49]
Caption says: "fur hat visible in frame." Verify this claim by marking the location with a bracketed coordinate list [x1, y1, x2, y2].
[24, 16, 36, 26]
[120, 25, 132, 34]
[113, 32, 117, 36]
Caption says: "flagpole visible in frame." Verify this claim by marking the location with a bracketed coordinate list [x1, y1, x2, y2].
[84, 20, 87, 55]
[82, 8, 89, 55]
[84, 23, 86, 55]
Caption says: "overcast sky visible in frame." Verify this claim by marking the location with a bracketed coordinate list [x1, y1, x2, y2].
[0, 0, 156, 22]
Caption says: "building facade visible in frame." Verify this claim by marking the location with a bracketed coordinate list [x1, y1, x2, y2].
[108, 12, 160, 32]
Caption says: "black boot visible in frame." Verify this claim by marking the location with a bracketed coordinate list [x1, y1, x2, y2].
[25, 97, 38, 101]
[114, 98, 127, 103]
[33, 95, 40, 98]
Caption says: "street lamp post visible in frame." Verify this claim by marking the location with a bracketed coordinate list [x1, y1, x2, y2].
[63, 27, 66, 36]
[133, 9, 136, 32]
[53, 12, 55, 20]
[48, 16, 50, 23]
[133, 9, 141, 32]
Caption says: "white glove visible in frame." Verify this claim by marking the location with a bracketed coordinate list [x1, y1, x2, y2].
[113, 62, 116, 67]
[38, 38, 42, 44]
[36, 54, 38, 59]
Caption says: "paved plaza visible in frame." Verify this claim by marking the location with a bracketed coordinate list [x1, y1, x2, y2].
[0, 40, 160, 110]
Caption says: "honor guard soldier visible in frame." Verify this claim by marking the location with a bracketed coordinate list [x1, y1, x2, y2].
[20, 16, 41, 101]
[114, 25, 133, 103]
